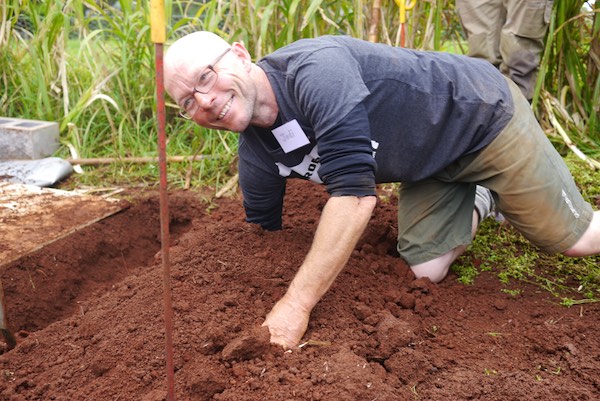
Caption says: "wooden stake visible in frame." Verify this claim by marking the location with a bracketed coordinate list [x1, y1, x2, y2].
[68, 155, 213, 165]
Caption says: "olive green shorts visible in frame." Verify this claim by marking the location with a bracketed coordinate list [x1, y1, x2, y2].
[397, 78, 594, 266]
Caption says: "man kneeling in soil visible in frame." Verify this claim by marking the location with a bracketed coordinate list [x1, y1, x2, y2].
[164, 32, 600, 349]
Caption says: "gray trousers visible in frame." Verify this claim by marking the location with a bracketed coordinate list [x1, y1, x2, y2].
[456, 0, 554, 101]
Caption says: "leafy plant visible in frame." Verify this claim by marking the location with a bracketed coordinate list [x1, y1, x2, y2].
[536, 1, 600, 165]
[1, 0, 599, 193]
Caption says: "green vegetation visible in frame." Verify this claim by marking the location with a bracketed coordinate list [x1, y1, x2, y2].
[1, 1, 599, 296]
[536, 1, 600, 159]
[2, 0, 597, 189]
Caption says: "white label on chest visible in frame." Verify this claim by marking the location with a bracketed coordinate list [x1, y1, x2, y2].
[271, 119, 310, 153]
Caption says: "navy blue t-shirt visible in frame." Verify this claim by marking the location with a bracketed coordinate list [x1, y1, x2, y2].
[239, 35, 514, 230]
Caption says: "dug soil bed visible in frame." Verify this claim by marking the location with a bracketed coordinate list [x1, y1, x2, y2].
[1, 180, 599, 400]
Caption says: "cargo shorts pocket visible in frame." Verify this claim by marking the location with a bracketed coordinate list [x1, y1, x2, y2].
[512, 0, 553, 39]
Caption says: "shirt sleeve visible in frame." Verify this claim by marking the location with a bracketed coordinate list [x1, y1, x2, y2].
[238, 132, 286, 231]
[316, 102, 377, 197]
[291, 48, 377, 197]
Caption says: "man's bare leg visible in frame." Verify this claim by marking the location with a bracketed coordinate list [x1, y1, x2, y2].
[410, 210, 478, 283]
[409, 186, 497, 283]
[411, 196, 600, 283]
[563, 211, 600, 257]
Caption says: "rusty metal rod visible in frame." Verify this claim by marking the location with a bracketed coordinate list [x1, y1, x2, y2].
[155, 45, 176, 400]
[155, 43, 176, 401]
[150, 0, 175, 398]
[0, 279, 16, 350]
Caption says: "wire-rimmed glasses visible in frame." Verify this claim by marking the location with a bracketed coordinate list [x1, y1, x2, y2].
[179, 47, 232, 120]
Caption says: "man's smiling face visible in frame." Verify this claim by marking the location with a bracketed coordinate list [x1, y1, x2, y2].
[165, 32, 259, 133]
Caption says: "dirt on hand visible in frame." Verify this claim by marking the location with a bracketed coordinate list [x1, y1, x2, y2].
[1, 180, 599, 400]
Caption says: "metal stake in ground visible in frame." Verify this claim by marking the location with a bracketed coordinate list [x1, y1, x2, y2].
[150, 1, 176, 400]
[395, 0, 417, 47]
[0, 279, 17, 350]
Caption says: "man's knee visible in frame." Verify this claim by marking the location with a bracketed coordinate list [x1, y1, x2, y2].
[562, 211, 600, 257]
[409, 245, 467, 283]
[410, 263, 449, 284]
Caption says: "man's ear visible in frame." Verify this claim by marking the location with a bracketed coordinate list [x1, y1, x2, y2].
[231, 42, 253, 70]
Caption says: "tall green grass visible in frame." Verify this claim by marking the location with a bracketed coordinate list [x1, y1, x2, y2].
[535, 1, 600, 163]
[1, 0, 598, 190]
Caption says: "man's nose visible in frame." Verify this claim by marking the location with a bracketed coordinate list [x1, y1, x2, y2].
[194, 91, 214, 109]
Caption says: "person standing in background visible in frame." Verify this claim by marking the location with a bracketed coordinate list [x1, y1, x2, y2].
[455, 0, 554, 102]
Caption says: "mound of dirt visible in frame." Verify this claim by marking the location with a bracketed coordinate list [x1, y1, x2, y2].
[1, 180, 599, 400]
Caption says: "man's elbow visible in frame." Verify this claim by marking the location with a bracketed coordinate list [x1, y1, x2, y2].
[357, 195, 377, 217]
[360, 194, 377, 206]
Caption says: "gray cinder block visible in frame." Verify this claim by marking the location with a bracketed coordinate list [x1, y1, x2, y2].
[0, 117, 60, 160]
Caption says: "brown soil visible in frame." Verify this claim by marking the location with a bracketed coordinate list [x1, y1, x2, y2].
[1, 180, 599, 400]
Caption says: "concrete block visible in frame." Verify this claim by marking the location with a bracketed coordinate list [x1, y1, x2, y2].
[0, 117, 60, 160]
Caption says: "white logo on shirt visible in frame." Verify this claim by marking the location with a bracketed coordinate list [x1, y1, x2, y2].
[276, 146, 323, 183]
[371, 140, 379, 158]
[274, 139, 380, 184]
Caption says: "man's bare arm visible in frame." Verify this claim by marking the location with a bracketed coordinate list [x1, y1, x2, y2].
[263, 194, 377, 348]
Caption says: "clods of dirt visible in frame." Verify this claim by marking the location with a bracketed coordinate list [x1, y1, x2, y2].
[222, 326, 272, 362]
[1, 180, 599, 400]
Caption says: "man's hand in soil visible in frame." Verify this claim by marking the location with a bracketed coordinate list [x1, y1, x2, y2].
[262, 293, 310, 348]
[262, 195, 377, 348]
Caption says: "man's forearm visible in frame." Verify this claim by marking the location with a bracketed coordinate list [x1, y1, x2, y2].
[286, 195, 377, 310]
[263, 194, 376, 348]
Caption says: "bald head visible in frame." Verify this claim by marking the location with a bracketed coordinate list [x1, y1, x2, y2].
[164, 31, 232, 99]
[166, 31, 230, 63]
[163, 31, 277, 130]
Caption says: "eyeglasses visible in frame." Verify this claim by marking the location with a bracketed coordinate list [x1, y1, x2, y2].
[179, 47, 232, 120]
